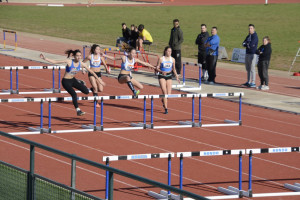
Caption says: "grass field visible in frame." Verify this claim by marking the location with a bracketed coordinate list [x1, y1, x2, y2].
[0, 4, 299, 71]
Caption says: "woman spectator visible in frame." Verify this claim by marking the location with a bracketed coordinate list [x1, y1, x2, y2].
[256, 36, 272, 90]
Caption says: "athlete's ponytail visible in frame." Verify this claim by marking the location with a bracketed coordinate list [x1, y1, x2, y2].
[65, 49, 81, 58]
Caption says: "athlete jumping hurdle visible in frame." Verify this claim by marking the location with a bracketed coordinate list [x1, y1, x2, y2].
[101, 47, 157, 98]
[83, 44, 110, 107]
[40, 49, 105, 116]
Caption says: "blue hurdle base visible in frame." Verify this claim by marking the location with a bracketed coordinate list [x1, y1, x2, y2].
[130, 122, 151, 129]
[179, 119, 240, 127]
[2, 89, 18, 94]
[44, 88, 61, 93]
[28, 127, 50, 133]
[284, 183, 300, 192]
[218, 186, 248, 198]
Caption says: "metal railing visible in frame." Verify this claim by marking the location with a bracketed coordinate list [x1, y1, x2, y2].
[0, 130, 209, 200]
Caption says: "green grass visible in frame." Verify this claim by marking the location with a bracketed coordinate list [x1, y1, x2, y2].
[0, 4, 299, 71]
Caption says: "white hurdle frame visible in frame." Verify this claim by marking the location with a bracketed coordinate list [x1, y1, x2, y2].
[172, 62, 202, 91]
[0, 66, 66, 95]
[0, 92, 243, 135]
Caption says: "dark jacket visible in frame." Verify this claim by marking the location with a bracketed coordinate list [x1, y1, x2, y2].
[122, 27, 131, 41]
[130, 30, 139, 41]
[243, 32, 258, 54]
[256, 43, 272, 61]
[169, 26, 184, 50]
[195, 32, 209, 52]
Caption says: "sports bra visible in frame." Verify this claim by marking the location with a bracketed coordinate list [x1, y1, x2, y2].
[121, 56, 135, 71]
[160, 56, 173, 72]
[90, 54, 101, 68]
[66, 60, 81, 75]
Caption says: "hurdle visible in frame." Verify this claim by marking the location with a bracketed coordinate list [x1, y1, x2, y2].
[245, 147, 300, 198]
[175, 149, 246, 198]
[172, 62, 202, 91]
[2, 30, 17, 51]
[0, 66, 65, 94]
[1, 92, 243, 135]
[103, 152, 175, 200]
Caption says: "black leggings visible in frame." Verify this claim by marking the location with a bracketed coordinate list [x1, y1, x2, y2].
[62, 78, 89, 109]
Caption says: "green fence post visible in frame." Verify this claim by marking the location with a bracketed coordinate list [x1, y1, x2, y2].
[27, 145, 35, 200]
[108, 171, 114, 200]
[71, 156, 76, 200]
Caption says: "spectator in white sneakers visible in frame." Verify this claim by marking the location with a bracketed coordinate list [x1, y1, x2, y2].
[256, 36, 272, 90]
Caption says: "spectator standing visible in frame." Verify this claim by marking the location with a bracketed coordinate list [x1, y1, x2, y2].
[256, 36, 272, 90]
[137, 24, 153, 51]
[204, 27, 220, 84]
[242, 24, 258, 88]
[195, 24, 209, 81]
[169, 19, 184, 75]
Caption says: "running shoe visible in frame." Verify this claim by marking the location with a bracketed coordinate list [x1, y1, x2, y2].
[164, 109, 168, 114]
[133, 90, 140, 98]
[242, 82, 250, 87]
[77, 110, 85, 116]
[249, 83, 256, 88]
[261, 85, 269, 90]
[208, 81, 215, 85]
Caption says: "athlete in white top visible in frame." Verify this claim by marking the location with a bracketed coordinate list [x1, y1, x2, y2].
[102, 47, 156, 97]
[83, 44, 110, 107]
[156, 46, 180, 114]
[40, 49, 105, 116]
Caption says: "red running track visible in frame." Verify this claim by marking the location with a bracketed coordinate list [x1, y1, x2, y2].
[0, 55, 300, 200]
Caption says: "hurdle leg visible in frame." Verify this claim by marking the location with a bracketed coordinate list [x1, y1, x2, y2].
[199, 95, 202, 127]
[10, 68, 13, 92]
[100, 97, 104, 131]
[16, 68, 19, 94]
[238, 151, 243, 198]
[143, 96, 147, 129]
[15, 32, 17, 50]
[58, 67, 61, 92]
[168, 154, 171, 196]
[105, 158, 109, 200]
[239, 93, 242, 125]
[93, 98, 97, 131]
[192, 95, 195, 127]
[3, 31, 6, 49]
[48, 99, 52, 133]
[179, 153, 183, 190]
[150, 96, 154, 129]
[248, 150, 253, 197]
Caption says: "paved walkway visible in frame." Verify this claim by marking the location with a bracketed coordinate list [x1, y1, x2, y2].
[0, 30, 299, 114]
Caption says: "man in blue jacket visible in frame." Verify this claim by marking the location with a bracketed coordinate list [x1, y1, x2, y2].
[242, 24, 258, 87]
[204, 27, 220, 84]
